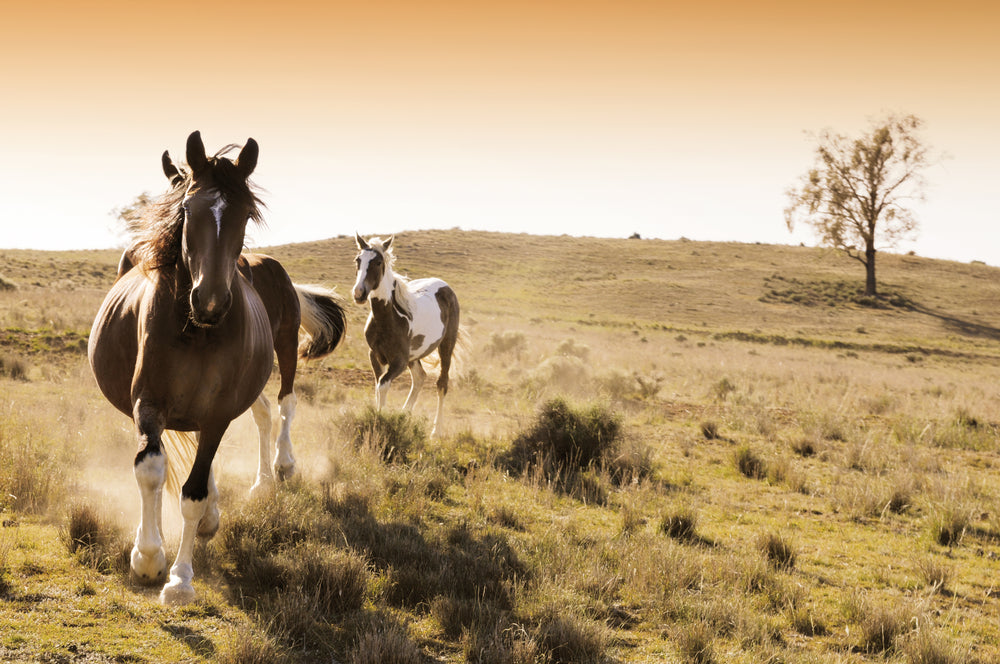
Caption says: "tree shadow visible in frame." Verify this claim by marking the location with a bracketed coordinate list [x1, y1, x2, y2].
[902, 301, 1000, 341]
[761, 275, 1000, 341]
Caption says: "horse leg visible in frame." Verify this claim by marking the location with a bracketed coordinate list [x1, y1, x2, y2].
[160, 422, 226, 605]
[369, 350, 387, 409]
[272, 329, 299, 481]
[274, 393, 297, 480]
[197, 465, 220, 539]
[130, 398, 168, 585]
[402, 360, 425, 412]
[376, 356, 408, 411]
[249, 394, 273, 496]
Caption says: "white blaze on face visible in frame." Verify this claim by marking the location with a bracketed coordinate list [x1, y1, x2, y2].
[210, 193, 226, 238]
[353, 250, 378, 302]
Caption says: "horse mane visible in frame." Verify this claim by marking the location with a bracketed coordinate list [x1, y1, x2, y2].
[127, 145, 265, 270]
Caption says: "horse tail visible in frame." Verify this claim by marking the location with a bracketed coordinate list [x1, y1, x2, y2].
[295, 283, 347, 360]
[423, 325, 471, 374]
[451, 325, 472, 375]
[161, 430, 198, 498]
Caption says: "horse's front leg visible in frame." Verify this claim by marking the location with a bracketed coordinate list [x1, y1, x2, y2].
[160, 422, 226, 606]
[375, 353, 408, 411]
[249, 394, 273, 496]
[131, 398, 168, 585]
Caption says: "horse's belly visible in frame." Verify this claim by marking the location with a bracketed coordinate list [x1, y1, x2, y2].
[407, 286, 448, 360]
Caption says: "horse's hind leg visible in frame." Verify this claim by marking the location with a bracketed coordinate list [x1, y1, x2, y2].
[403, 360, 426, 412]
[249, 394, 273, 496]
[274, 393, 297, 480]
[131, 399, 168, 585]
[272, 330, 299, 480]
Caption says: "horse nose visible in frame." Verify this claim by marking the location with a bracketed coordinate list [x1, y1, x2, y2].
[191, 286, 232, 326]
[353, 286, 367, 303]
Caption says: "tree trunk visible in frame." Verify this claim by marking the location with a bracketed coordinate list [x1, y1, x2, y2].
[864, 245, 877, 296]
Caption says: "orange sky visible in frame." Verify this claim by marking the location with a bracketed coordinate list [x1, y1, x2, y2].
[1, 0, 998, 263]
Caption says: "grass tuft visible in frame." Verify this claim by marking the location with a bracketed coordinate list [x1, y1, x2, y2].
[64, 502, 130, 576]
[659, 505, 699, 543]
[757, 531, 796, 570]
[734, 446, 767, 480]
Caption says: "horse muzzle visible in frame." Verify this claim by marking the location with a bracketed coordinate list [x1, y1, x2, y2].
[352, 286, 369, 304]
[190, 287, 232, 327]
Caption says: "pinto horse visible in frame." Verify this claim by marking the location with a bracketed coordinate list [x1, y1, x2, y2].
[352, 234, 461, 437]
[89, 132, 342, 605]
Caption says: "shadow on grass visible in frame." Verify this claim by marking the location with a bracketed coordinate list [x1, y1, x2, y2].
[761, 275, 1000, 342]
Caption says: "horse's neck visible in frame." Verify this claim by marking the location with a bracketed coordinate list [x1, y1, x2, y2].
[370, 269, 412, 321]
[372, 268, 401, 303]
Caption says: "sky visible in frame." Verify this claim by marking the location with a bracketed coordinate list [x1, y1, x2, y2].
[1, 0, 997, 264]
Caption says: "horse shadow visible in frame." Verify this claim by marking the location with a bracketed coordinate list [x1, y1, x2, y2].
[160, 624, 215, 659]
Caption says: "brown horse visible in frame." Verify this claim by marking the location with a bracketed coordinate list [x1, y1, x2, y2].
[119, 150, 347, 496]
[89, 132, 342, 605]
[352, 234, 462, 437]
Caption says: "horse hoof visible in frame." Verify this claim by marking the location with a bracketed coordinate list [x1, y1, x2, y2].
[159, 579, 196, 606]
[249, 476, 274, 498]
[274, 460, 296, 482]
[130, 546, 167, 585]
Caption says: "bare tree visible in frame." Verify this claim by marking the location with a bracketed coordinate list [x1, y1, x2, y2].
[785, 113, 933, 296]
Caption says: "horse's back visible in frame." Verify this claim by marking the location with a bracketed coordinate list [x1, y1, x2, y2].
[239, 253, 299, 339]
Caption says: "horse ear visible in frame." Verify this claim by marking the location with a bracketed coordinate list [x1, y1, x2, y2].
[162, 151, 183, 186]
[236, 138, 259, 179]
[385, 235, 394, 250]
[186, 131, 209, 175]
[355, 233, 369, 250]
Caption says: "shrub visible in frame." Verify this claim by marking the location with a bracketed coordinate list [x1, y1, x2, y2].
[342, 407, 426, 463]
[64, 503, 131, 576]
[556, 338, 590, 359]
[485, 331, 526, 357]
[526, 356, 590, 395]
[700, 421, 719, 440]
[0, 354, 28, 381]
[504, 398, 622, 479]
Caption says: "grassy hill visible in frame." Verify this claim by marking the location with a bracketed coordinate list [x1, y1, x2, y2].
[3, 230, 1000, 663]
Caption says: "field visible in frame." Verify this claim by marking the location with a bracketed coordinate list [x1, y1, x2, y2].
[3, 230, 1000, 663]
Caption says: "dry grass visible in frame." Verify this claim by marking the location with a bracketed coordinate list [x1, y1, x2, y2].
[5, 232, 1000, 661]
